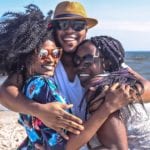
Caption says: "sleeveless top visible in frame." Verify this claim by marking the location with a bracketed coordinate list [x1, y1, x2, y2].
[121, 103, 150, 149]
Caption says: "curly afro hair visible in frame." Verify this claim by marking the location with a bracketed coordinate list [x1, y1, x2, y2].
[0, 4, 53, 75]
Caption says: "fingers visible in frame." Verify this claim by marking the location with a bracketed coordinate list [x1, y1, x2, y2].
[110, 82, 120, 91]
[56, 128, 69, 140]
[90, 85, 109, 103]
[63, 110, 83, 124]
[35, 143, 45, 150]
[57, 116, 84, 131]
[61, 104, 73, 109]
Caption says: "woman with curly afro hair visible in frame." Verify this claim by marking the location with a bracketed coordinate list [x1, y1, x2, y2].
[0, 4, 78, 149]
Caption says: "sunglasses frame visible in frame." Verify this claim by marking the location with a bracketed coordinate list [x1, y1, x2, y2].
[73, 54, 99, 67]
[38, 47, 62, 60]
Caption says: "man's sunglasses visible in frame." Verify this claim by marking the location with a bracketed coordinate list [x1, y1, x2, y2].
[54, 20, 87, 32]
[38, 48, 62, 60]
[73, 54, 99, 68]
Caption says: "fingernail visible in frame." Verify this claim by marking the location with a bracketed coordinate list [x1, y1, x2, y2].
[76, 131, 80, 135]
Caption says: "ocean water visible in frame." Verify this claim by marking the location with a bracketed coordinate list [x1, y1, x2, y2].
[125, 51, 150, 80]
[0, 51, 150, 83]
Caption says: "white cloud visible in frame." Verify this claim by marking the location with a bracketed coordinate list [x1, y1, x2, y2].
[98, 21, 150, 32]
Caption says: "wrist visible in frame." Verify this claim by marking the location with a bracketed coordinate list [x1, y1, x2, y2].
[101, 102, 115, 115]
[27, 101, 42, 117]
[94, 103, 112, 121]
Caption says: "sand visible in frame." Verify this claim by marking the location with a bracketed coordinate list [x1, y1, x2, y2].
[0, 77, 26, 149]
[0, 110, 26, 150]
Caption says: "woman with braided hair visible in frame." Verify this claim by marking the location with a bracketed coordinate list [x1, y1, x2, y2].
[72, 35, 150, 149]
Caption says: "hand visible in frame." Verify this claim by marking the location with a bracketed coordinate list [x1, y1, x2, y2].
[86, 76, 104, 89]
[104, 83, 132, 113]
[35, 102, 84, 140]
[35, 143, 45, 150]
[87, 85, 109, 113]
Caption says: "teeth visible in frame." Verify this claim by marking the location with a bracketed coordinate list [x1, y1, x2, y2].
[64, 35, 77, 41]
[79, 74, 90, 77]
[64, 38, 75, 41]
[43, 66, 54, 70]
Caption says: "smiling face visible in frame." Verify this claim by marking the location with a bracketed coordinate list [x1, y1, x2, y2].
[55, 19, 87, 53]
[29, 40, 62, 77]
[74, 41, 104, 87]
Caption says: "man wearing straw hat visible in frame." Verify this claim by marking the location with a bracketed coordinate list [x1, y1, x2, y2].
[52, 1, 98, 122]
[0, 1, 150, 149]
[0, 0, 98, 136]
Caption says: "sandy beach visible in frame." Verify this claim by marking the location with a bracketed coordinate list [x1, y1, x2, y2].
[0, 76, 26, 150]
[0, 109, 26, 150]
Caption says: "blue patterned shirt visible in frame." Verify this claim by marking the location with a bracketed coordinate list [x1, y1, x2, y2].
[19, 75, 68, 150]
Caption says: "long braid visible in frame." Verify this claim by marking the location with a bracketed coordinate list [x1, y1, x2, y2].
[91, 36, 124, 72]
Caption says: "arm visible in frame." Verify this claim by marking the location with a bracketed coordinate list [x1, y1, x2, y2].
[0, 74, 84, 139]
[66, 83, 130, 150]
[128, 67, 150, 102]
[97, 111, 128, 150]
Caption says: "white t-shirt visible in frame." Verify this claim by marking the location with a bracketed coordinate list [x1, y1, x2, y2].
[54, 61, 88, 150]
[54, 61, 87, 120]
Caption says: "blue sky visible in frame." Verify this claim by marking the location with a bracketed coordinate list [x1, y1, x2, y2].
[0, 0, 150, 51]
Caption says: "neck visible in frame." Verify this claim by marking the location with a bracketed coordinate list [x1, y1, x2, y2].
[61, 52, 76, 82]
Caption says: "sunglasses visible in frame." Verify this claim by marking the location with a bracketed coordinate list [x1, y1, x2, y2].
[54, 20, 87, 32]
[38, 48, 62, 60]
[73, 54, 99, 68]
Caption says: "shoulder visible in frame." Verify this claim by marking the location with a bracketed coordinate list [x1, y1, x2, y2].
[23, 75, 48, 99]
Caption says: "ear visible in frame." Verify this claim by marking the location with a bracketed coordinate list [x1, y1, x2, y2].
[34, 48, 38, 54]
[103, 60, 111, 72]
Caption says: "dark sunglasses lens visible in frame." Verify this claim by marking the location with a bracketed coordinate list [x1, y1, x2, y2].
[73, 20, 86, 31]
[51, 49, 61, 58]
[83, 55, 94, 67]
[56, 20, 69, 30]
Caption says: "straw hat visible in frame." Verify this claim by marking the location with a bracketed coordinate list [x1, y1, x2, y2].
[53, 1, 98, 29]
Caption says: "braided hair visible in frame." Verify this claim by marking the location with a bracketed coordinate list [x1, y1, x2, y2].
[0, 4, 53, 78]
[91, 35, 125, 72]
[78, 36, 144, 117]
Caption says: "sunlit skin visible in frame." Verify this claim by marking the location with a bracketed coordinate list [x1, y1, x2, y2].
[32, 40, 61, 77]
[56, 21, 87, 54]
[75, 41, 104, 87]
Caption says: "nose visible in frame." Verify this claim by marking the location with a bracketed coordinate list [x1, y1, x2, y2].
[65, 26, 75, 33]
[76, 62, 87, 71]
[45, 55, 54, 64]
